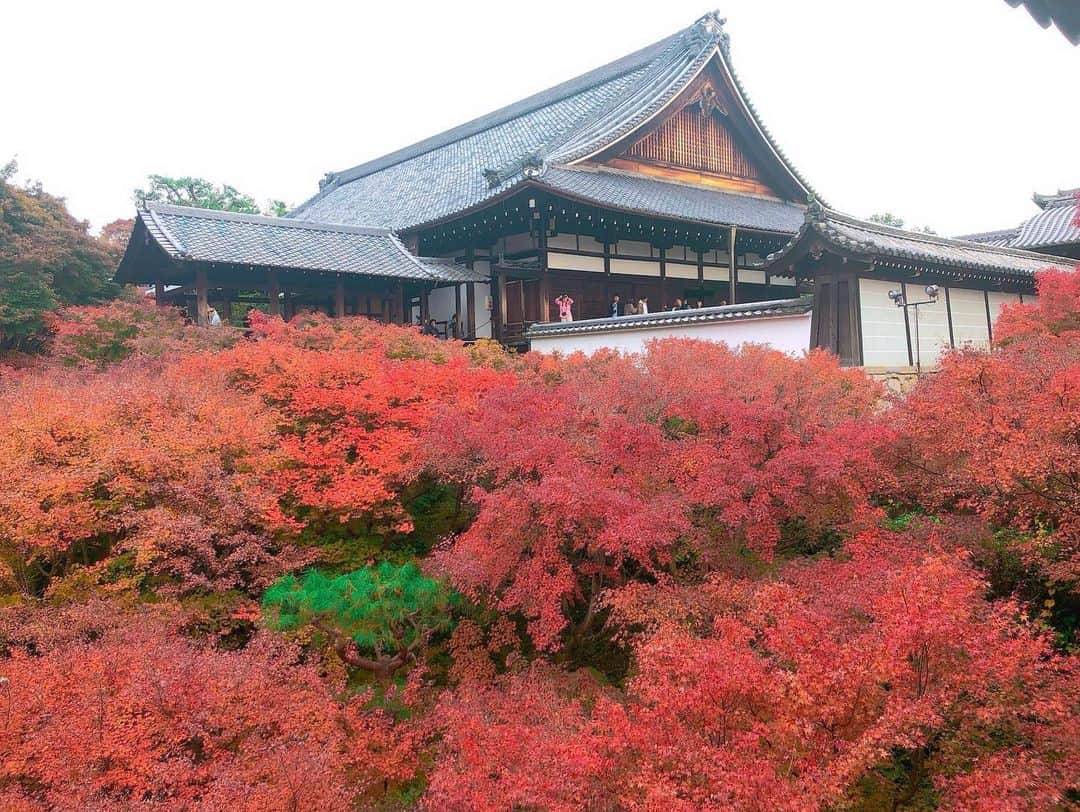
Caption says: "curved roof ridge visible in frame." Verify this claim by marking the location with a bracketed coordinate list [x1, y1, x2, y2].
[549, 21, 725, 163]
[314, 25, 691, 194]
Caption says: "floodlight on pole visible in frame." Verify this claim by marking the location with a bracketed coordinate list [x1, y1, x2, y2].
[886, 284, 941, 377]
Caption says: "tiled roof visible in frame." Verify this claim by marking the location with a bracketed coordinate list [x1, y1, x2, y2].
[954, 227, 1019, 248]
[958, 189, 1080, 252]
[117, 203, 484, 283]
[527, 298, 811, 338]
[537, 166, 805, 233]
[1005, 0, 1080, 45]
[1013, 189, 1080, 249]
[289, 13, 814, 232]
[765, 202, 1076, 281]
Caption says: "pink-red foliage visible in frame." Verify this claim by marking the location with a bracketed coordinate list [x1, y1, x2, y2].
[0, 608, 422, 809]
[425, 341, 882, 650]
[890, 267, 1080, 592]
[426, 524, 1079, 810]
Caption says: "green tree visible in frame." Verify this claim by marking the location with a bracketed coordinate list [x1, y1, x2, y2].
[869, 211, 938, 235]
[868, 212, 906, 228]
[0, 159, 119, 345]
[134, 175, 289, 217]
[263, 562, 455, 680]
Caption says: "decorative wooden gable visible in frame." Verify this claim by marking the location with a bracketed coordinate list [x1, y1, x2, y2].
[625, 84, 761, 181]
[599, 73, 789, 200]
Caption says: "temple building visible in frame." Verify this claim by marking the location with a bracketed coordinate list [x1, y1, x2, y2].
[116, 12, 1077, 369]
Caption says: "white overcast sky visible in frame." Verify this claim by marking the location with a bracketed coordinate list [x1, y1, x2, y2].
[4, 0, 1077, 236]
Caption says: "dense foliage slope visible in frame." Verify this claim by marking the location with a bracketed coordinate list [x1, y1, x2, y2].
[0, 294, 1077, 810]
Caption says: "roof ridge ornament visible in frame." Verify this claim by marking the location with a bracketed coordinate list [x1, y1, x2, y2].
[806, 193, 826, 223]
[483, 152, 545, 188]
[690, 11, 730, 56]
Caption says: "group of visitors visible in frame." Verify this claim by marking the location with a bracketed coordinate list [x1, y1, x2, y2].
[608, 295, 714, 317]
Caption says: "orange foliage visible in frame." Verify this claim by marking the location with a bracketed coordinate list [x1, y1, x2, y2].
[0, 357, 301, 596]
[203, 312, 508, 531]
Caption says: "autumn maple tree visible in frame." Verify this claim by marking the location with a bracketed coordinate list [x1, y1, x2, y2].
[424, 341, 882, 652]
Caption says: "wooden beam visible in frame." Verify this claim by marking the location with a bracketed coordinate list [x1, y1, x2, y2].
[195, 268, 209, 327]
[334, 277, 345, 318]
[154, 277, 165, 306]
[267, 271, 281, 317]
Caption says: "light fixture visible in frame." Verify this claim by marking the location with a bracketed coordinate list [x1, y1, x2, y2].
[888, 289, 905, 307]
[924, 284, 940, 299]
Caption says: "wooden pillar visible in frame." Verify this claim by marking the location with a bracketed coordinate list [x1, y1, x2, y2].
[154, 277, 165, 306]
[454, 283, 463, 338]
[195, 268, 209, 327]
[355, 293, 365, 317]
[420, 286, 430, 322]
[728, 225, 738, 305]
[222, 290, 232, 325]
[659, 247, 667, 309]
[466, 282, 477, 340]
[603, 240, 612, 303]
[334, 277, 345, 318]
[267, 271, 281, 317]
[496, 272, 507, 341]
[538, 229, 551, 323]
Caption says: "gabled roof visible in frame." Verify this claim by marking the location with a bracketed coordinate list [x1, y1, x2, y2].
[764, 201, 1076, 284]
[115, 203, 484, 284]
[289, 13, 815, 233]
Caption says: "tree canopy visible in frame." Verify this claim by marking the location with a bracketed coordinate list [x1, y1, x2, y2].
[0, 159, 119, 343]
[133, 174, 288, 217]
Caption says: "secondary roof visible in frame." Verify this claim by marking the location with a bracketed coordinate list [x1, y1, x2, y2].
[959, 189, 1080, 253]
[115, 203, 485, 284]
[764, 201, 1076, 286]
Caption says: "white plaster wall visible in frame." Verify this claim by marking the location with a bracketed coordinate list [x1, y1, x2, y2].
[987, 291, 1022, 339]
[549, 251, 604, 272]
[427, 286, 457, 324]
[473, 281, 492, 339]
[859, 278, 910, 367]
[610, 258, 660, 276]
[666, 263, 699, 279]
[948, 287, 990, 350]
[529, 312, 811, 356]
